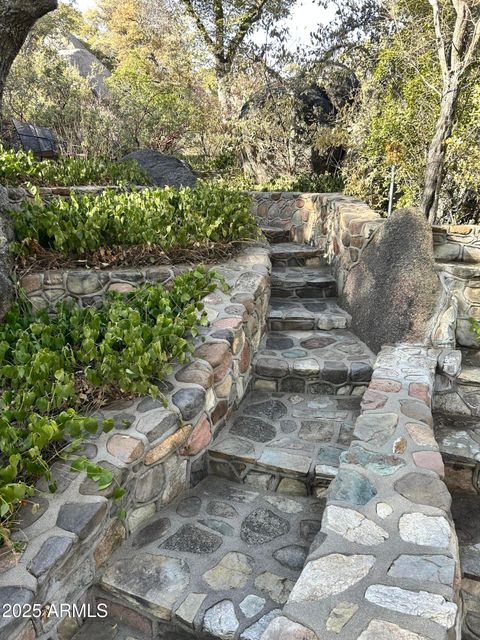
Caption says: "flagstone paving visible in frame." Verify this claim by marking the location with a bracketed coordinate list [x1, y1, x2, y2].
[271, 266, 337, 298]
[268, 297, 351, 331]
[208, 392, 361, 491]
[98, 477, 323, 639]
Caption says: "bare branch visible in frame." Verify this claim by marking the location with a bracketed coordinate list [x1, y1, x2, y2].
[178, 0, 215, 53]
[225, 0, 268, 65]
[428, 0, 449, 82]
[462, 13, 480, 71]
[451, 0, 468, 68]
[213, 0, 225, 60]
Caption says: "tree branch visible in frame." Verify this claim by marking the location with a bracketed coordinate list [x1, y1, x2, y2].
[225, 0, 268, 65]
[461, 13, 480, 71]
[178, 0, 215, 54]
[213, 0, 225, 61]
[451, 0, 468, 69]
[428, 0, 449, 83]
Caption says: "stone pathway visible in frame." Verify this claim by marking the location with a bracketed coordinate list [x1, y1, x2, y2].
[208, 392, 361, 492]
[97, 477, 324, 640]
[95, 231, 379, 639]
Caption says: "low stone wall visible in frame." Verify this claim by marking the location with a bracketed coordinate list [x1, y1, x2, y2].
[434, 225, 480, 264]
[262, 344, 462, 640]
[0, 243, 271, 640]
[433, 225, 480, 348]
[20, 265, 190, 311]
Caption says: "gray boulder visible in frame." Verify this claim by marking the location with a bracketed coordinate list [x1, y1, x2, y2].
[342, 207, 443, 352]
[57, 34, 111, 99]
[122, 150, 197, 189]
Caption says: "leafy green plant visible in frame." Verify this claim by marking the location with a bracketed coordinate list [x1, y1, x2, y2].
[0, 146, 149, 187]
[256, 173, 345, 193]
[209, 172, 344, 193]
[469, 317, 480, 341]
[11, 183, 259, 257]
[0, 266, 222, 544]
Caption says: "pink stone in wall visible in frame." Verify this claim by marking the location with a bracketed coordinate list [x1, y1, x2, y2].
[409, 382, 431, 406]
[361, 390, 388, 410]
[348, 219, 366, 235]
[213, 317, 243, 330]
[180, 413, 211, 456]
[195, 342, 231, 368]
[21, 274, 42, 293]
[370, 379, 402, 393]
[15, 621, 35, 640]
[214, 353, 234, 383]
[412, 451, 445, 477]
[240, 341, 251, 374]
[95, 598, 153, 635]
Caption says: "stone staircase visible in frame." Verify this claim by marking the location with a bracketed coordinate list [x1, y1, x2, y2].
[85, 232, 377, 639]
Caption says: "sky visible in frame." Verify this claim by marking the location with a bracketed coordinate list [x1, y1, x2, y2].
[72, 0, 333, 47]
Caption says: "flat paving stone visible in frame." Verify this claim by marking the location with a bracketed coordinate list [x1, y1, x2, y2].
[395, 472, 452, 511]
[270, 242, 324, 261]
[208, 391, 361, 486]
[161, 523, 223, 554]
[230, 416, 276, 443]
[241, 508, 289, 544]
[101, 553, 190, 620]
[434, 411, 480, 463]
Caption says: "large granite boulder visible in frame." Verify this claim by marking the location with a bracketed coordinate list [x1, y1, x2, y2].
[342, 207, 443, 352]
[57, 34, 111, 99]
[239, 75, 357, 183]
[121, 150, 196, 189]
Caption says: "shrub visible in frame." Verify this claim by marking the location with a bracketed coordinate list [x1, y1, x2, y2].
[0, 267, 221, 544]
[256, 173, 345, 193]
[12, 183, 259, 257]
[0, 146, 149, 187]
[208, 172, 344, 193]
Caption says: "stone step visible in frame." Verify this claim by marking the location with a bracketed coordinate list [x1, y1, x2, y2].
[253, 329, 375, 395]
[268, 297, 351, 331]
[97, 476, 323, 640]
[434, 411, 480, 467]
[271, 266, 337, 298]
[260, 225, 291, 244]
[270, 242, 325, 267]
[208, 391, 361, 490]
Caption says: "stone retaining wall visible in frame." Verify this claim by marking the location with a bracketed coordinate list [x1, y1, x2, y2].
[20, 265, 190, 311]
[0, 243, 271, 640]
[262, 344, 462, 640]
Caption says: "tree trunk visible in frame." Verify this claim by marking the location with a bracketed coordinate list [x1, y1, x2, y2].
[0, 0, 58, 119]
[215, 63, 231, 118]
[422, 75, 460, 224]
